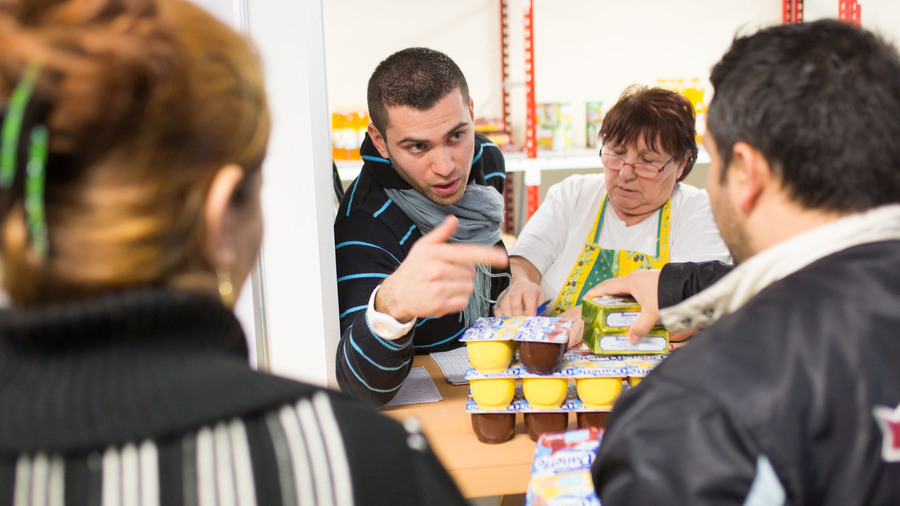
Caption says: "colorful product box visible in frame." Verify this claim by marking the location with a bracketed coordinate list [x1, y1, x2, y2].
[526, 428, 602, 506]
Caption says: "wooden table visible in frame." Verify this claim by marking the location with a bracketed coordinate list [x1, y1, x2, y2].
[380, 355, 547, 498]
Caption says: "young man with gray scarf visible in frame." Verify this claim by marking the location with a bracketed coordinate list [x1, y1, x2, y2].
[334, 47, 510, 406]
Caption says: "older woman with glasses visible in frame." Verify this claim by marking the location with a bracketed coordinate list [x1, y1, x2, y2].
[495, 85, 730, 335]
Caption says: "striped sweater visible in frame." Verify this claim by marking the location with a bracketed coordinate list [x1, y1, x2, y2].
[0, 289, 466, 506]
[334, 134, 508, 406]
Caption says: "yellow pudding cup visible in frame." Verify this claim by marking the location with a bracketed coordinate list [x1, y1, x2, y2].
[522, 377, 569, 410]
[470, 378, 516, 410]
[466, 340, 516, 373]
[576, 377, 623, 409]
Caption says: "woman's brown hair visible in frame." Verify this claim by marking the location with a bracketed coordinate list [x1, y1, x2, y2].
[0, 0, 269, 306]
[599, 84, 698, 182]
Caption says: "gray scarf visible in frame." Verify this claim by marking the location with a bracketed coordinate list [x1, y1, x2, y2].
[384, 184, 507, 327]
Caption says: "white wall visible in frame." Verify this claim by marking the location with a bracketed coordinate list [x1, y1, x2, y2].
[244, 0, 340, 387]
[323, 0, 899, 148]
[192, 0, 261, 375]
[323, 0, 502, 130]
[190, 0, 339, 388]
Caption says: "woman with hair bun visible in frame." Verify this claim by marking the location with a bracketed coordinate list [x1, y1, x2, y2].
[0, 1, 466, 504]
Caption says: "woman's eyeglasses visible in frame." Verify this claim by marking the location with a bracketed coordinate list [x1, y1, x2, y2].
[599, 149, 678, 179]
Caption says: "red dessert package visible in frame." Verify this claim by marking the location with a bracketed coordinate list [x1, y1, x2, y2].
[525, 427, 602, 505]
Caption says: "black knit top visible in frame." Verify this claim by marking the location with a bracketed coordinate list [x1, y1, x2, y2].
[0, 289, 466, 505]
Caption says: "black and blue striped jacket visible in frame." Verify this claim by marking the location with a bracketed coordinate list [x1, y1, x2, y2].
[334, 133, 508, 406]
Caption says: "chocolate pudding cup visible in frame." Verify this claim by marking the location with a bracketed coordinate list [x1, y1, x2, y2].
[524, 412, 569, 441]
[471, 413, 516, 444]
[576, 411, 609, 430]
[519, 340, 567, 374]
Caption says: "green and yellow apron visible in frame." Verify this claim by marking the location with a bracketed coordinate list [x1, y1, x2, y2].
[551, 194, 671, 315]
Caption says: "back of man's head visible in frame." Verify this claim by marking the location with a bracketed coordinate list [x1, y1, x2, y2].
[367, 47, 470, 137]
[708, 19, 900, 213]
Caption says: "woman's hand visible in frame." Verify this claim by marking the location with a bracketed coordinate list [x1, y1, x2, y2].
[493, 279, 545, 316]
[557, 304, 585, 348]
[494, 255, 547, 317]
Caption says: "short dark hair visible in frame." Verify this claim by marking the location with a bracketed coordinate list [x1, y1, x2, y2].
[708, 19, 900, 212]
[366, 47, 470, 136]
[600, 85, 698, 182]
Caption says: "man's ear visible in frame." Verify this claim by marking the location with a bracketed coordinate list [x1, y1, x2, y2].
[368, 123, 390, 158]
[730, 142, 771, 215]
[205, 163, 245, 270]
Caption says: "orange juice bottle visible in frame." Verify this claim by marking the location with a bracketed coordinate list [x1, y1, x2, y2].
[689, 78, 705, 113]
[347, 108, 368, 160]
[331, 110, 348, 161]
[684, 79, 706, 144]
[355, 110, 370, 160]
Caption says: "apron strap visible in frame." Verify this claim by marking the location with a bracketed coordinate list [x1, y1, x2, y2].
[551, 195, 672, 315]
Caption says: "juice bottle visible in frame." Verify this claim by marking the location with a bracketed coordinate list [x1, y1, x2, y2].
[331, 110, 347, 161]
[351, 109, 370, 160]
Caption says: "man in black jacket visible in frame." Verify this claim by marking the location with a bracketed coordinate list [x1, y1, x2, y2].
[334, 48, 509, 406]
[587, 20, 900, 505]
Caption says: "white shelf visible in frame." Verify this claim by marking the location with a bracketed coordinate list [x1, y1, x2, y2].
[336, 160, 366, 182]
[504, 146, 711, 172]
[335, 147, 710, 182]
[503, 148, 602, 172]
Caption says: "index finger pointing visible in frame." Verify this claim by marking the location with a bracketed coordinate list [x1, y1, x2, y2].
[443, 244, 509, 268]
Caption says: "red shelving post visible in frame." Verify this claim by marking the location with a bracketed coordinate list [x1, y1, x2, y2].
[523, 0, 540, 219]
[838, 0, 861, 24]
[783, 0, 804, 23]
[499, 0, 516, 234]
[499, 0, 512, 135]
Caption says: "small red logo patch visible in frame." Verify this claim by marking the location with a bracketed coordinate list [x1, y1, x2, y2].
[873, 403, 900, 462]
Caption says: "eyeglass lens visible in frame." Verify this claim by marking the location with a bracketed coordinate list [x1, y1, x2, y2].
[600, 152, 668, 178]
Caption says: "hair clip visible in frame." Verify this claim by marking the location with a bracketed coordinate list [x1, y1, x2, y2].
[26, 125, 49, 258]
[1, 62, 41, 189]
[0, 62, 50, 257]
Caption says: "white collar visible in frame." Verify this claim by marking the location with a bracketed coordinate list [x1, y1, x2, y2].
[660, 204, 900, 332]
